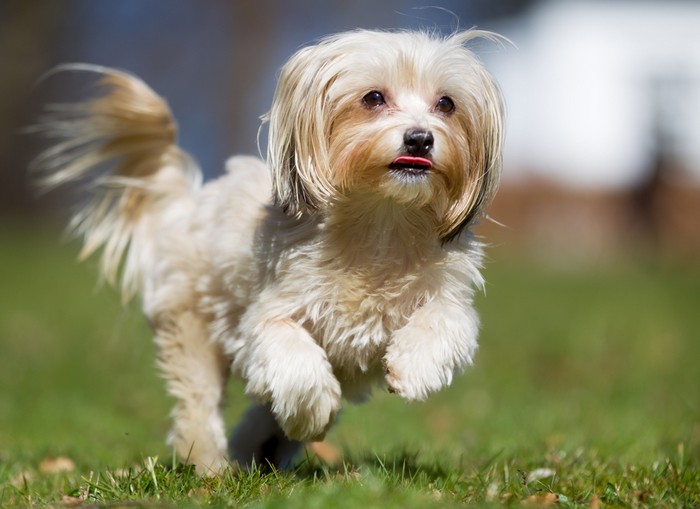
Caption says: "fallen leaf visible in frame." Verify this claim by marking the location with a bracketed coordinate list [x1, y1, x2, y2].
[60, 495, 84, 506]
[524, 493, 559, 506]
[485, 481, 499, 501]
[39, 457, 75, 474]
[308, 441, 342, 465]
[186, 486, 209, 498]
[10, 471, 33, 488]
[527, 467, 556, 484]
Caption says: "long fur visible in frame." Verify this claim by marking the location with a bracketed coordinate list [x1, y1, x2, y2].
[32, 65, 201, 300]
[34, 30, 504, 474]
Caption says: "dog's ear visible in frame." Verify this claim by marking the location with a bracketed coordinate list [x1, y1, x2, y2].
[266, 42, 338, 215]
[439, 31, 505, 243]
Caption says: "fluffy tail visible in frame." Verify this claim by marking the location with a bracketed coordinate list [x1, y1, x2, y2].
[32, 65, 201, 301]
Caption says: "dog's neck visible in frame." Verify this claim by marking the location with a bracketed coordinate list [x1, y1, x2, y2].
[320, 192, 442, 273]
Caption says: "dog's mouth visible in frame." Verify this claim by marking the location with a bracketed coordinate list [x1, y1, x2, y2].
[388, 156, 433, 177]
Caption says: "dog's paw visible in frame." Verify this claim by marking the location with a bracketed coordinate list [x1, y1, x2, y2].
[384, 305, 478, 401]
[241, 320, 343, 442]
[383, 331, 457, 402]
[272, 379, 342, 441]
[246, 352, 342, 441]
[384, 356, 451, 402]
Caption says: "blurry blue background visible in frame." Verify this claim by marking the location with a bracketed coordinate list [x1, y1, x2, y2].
[2, 0, 699, 260]
[1, 0, 521, 200]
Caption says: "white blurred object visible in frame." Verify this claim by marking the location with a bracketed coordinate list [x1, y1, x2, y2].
[489, 0, 700, 188]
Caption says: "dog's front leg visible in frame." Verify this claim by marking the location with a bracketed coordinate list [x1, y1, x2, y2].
[237, 319, 341, 442]
[384, 298, 479, 401]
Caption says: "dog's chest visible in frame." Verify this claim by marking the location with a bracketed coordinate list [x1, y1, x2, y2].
[299, 267, 429, 372]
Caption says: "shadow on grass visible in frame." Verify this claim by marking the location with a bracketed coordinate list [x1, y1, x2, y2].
[294, 447, 499, 485]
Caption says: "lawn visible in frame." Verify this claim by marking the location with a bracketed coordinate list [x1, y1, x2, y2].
[0, 223, 698, 507]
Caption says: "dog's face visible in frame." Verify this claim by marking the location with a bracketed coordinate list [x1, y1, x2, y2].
[267, 30, 504, 241]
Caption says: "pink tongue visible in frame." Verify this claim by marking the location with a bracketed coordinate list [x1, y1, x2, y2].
[392, 156, 433, 167]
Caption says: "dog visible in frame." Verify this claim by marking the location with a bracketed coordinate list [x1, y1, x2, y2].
[33, 29, 504, 474]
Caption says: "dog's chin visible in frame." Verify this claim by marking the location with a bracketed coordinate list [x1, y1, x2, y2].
[334, 152, 453, 208]
[378, 166, 436, 206]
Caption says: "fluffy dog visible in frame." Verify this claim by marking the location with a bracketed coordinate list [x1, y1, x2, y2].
[34, 29, 504, 474]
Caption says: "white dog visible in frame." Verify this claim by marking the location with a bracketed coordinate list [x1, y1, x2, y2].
[34, 29, 504, 474]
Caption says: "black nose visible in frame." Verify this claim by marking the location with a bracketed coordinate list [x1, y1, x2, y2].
[403, 129, 434, 157]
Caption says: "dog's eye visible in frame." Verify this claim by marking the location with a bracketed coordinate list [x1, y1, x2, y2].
[436, 96, 455, 114]
[362, 91, 385, 108]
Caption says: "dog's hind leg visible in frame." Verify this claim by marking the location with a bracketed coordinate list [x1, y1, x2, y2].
[228, 403, 303, 470]
[154, 311, 230, 475]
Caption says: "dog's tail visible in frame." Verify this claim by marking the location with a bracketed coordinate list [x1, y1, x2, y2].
[32, 65, 201, 301]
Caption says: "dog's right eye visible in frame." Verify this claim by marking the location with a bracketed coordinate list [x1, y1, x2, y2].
[362, 91, 385, 108]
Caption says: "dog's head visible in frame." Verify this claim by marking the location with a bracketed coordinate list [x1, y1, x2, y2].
[267, 29, 504, 241]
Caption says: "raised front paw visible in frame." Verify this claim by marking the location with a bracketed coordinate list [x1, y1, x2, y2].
[245, 351, 342, 441]
[272, 379, 341, 441]
[241, 319, 343, 442]
[383, 305, 478, 401]
[384, 349, 453, 402]
[383, 326, 473, 401]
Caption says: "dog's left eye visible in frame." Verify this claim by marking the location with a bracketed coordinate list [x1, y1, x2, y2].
[436, 96, 455, 114]
[362, 91, 385, 108]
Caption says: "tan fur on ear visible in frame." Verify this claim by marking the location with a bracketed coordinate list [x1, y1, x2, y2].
[267, 30, 505, 232]
[439, 31, 505, 243]
[266, 43, 338, 215]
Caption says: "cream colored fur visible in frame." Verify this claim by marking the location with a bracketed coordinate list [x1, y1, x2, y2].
[34, 30, 504, 474]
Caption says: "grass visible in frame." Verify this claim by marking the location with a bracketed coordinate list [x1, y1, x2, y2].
[1, 222, 698, 507]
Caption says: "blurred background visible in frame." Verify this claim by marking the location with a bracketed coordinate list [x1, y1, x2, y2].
[1, 0, 699, 477]
[2, 0, 699, 262]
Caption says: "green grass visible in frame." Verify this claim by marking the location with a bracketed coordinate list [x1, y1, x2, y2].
[1, 223, 698, 507]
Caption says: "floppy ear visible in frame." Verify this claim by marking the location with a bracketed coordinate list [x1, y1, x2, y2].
[439, 31, 505, 243]
[266, 42, 338, 215]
